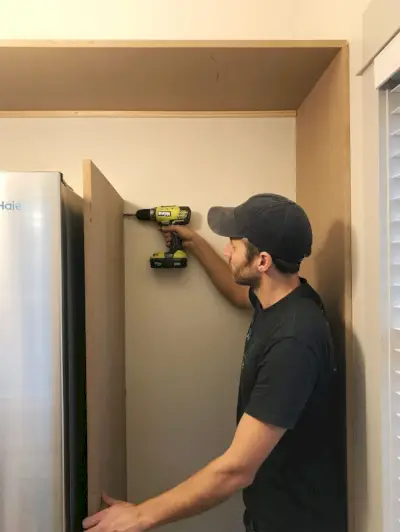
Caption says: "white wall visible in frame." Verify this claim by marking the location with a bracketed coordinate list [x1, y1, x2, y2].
[0, 0, 295, 40]
[0, 117, 296, 532]
[362, 0, 400, 66]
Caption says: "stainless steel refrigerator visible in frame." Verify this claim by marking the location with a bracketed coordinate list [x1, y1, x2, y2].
[0, 171, 87, 532]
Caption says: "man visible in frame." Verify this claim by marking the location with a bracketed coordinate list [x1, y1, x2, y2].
[83, 193, 347, 532]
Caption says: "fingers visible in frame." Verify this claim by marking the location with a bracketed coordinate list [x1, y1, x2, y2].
[82, 520, 101, 532]
[82, 526, 100, 532]
[161, 225, 176, 234]
[160, 227, 173, 238]
[102, 492, 120, 506]
[82, 495, 125, 531]
[160, 226, 173, 247]
[82, 510, 104, 529]
[162, 225, 187, 234]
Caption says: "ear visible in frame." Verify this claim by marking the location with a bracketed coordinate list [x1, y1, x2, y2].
[257, 252, 273, 273]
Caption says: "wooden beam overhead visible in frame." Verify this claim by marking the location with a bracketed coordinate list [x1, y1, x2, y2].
[0, 40, 344, 113]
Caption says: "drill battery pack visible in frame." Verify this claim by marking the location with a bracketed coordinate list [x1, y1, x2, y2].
[150, 250, 188, 269]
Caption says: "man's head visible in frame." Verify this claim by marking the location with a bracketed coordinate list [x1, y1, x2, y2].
[207, 193, 312, 288]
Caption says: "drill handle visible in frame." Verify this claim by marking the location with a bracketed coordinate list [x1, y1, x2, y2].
[170, 231, 183, 253]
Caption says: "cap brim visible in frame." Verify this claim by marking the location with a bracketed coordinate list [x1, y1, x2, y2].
[207, 206, 244, 238]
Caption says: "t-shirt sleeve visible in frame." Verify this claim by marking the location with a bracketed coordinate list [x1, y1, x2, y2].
[245, 338, 319, 430]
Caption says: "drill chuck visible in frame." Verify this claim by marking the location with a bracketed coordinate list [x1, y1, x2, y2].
[136, 208, 154, 221]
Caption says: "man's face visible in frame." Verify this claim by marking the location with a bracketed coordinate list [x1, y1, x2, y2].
[224, 238, 262, 287]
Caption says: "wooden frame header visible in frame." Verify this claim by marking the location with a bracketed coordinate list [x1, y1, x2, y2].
[0, 40, 347, 117]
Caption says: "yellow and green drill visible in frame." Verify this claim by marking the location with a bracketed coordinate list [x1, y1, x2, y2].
[133, 205, 192, 268]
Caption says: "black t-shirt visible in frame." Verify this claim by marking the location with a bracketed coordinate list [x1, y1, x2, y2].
[238, 278, 347, 532]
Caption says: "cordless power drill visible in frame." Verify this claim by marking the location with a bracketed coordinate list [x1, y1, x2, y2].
[135, 205, 192, 268]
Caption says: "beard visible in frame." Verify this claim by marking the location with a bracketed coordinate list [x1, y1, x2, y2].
[231, 261, 261, 289]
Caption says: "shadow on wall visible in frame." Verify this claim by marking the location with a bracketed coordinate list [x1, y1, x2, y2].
[313, 221, 367, 532]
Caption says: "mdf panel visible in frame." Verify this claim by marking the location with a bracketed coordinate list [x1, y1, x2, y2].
[83, 160, 127, 513]
[0, 42, 342, 113]
[296, 47, 351, 332]
[296, 47, 352, 529]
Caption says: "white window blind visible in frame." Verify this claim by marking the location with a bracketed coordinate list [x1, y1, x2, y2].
[373, 31, 400, 532]
[383, 79, 400, 530]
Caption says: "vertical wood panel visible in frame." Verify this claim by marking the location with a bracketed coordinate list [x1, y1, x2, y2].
[83, 159, 127, 513]
[296, 46, 352, 531]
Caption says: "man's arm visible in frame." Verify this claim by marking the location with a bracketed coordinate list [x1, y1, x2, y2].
[82, 414, 285, 532]
[162, 226, 251, 310]
[135, 414, 285, 529]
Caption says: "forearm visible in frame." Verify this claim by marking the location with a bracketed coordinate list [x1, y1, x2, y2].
[136, 454, 250, 531]
[191, 234, 249, 309]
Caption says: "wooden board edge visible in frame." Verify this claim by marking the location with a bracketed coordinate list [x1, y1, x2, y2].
[81, 158, 96, 513]
[295, 43, 353, 530]
[342, 44, 353, 335]
[0, 110, 297, 118]
[82, 158, 128, 509]
[0, 39, 348, 49]
[82, 159, 93, 203]
[338, 47, 355, 532]
[83, 159, 124, 199]
[82, 159, 92, 204]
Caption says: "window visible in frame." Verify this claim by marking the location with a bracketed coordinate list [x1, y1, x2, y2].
[375, 29, 400, 532]
[380, 75, 400, 531]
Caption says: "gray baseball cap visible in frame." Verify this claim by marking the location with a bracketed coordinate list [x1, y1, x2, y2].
[207, 193, 312, 265]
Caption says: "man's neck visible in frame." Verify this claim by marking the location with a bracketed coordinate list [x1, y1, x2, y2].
[254, 274, 301, 310]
